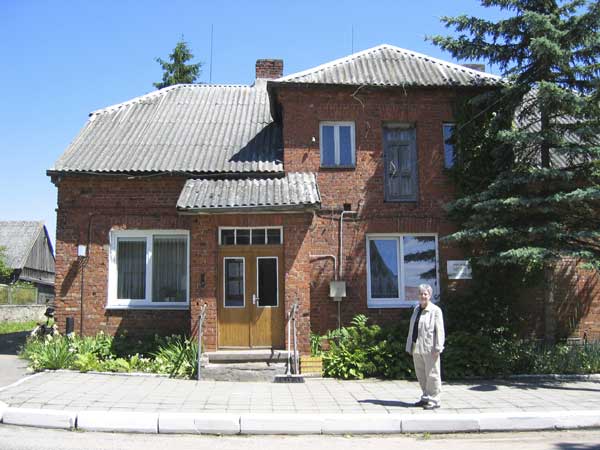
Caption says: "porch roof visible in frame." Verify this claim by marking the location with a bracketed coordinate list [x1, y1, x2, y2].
[176, 172, 321, 213]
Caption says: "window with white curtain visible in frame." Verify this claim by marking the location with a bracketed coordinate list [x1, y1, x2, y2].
[366, 234, 439, 308]
[108, 230, 189, 308]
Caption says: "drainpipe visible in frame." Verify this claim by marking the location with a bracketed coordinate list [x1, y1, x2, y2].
[339, 210, 357, 279]
[80, 213, 97, 336]
[309, 255, 338, 280]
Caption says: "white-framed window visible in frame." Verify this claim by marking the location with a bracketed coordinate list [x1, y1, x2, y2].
[320, 121, 356, 168]
[443, 123, 456, 169]
[219, 227, 283, 246]
[366, 234, 439, 308]
[108, 229, 189, 309]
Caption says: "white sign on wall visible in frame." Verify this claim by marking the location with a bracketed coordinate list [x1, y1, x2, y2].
[447, 260, 472, 280]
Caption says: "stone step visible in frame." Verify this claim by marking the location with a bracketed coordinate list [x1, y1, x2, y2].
[198, 362, 288, 382]
[205, 349, 289, 364]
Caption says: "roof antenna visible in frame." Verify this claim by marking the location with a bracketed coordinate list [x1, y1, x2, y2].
[351, 25, 354, 53]
[209, 24, 214, 84]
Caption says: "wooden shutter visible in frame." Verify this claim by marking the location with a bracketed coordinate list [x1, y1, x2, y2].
[383, 127, 417, 201]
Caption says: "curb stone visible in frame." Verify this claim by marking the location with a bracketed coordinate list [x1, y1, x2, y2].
[0, 401, 7, 422]
[1, 407, 76, 430]
[240, 413, 322, 434]
[402, 414, 479, 433]
[159, 413, 240, 434]
[321, 414, 402, 434]
[0, 408, 599, 435]
[77, 411, 158, 433]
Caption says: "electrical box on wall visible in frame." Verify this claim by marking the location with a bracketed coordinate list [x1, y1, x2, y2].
[329, 280, 347, 301]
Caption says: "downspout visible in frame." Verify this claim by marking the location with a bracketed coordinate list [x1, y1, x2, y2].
[339, 210, 357, 279]
[80, 213, 97, 336]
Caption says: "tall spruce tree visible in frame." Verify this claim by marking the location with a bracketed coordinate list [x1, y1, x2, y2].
[429, 1, 600, 338]
[153, 39, 202, 89]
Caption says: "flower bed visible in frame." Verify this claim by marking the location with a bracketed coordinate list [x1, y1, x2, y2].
[20, 332, 199, 379]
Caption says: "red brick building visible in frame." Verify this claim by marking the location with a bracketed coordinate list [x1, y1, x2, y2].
[49, 44, 596, 353]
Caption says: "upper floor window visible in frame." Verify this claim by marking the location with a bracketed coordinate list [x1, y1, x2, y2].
[383, 124, 418, 202]
[320, 122, 356, 168]
[108, 229, 189, 309]
[443, 123, 456, 169]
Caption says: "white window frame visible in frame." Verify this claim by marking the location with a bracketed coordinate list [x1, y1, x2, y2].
[366, 233, 440, 308]
[107, 229, 190, 309]
[223, 256, 246, 309]
[256, 256, 279, 308]
[319, 121, 356, 168]
[218, 226, 283, 245]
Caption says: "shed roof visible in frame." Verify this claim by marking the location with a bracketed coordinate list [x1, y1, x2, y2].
[177, 172, 321, 213]
[0, 221, 51, 270]
[51, 80, 283, 174]
[273, 44, 502, 88]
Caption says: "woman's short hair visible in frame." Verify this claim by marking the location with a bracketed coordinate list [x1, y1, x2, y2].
[418, 284, 433, 297]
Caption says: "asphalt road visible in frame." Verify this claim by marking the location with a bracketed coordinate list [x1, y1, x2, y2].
[0, 426, 599, 450]
[0, 331, 30, 388]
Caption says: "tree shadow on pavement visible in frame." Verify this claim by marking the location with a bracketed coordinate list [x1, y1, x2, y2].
[554, 444, 600, 450]
[358, 399, 415, 408]
[468, 384, 499, 391]
[506, 380, 600, 393]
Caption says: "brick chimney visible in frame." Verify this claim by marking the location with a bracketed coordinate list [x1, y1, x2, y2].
[462, 63, 486, 72]
[256, 59, 284, 79]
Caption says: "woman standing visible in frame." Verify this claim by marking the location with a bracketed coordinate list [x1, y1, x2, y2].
[405, 284, 445, 409]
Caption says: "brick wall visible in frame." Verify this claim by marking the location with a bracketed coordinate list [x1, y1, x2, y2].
[276, 84, 468, 334]
[53, 175, 192, 339]
[51, 84, 598, 353]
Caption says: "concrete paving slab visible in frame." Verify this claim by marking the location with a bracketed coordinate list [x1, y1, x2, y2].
[240, 413, 322, 434]
[321, 413, 402, 434]
[1, 407, 76, 429]
[77, 410, 158, 433]
[159, 412, 240, 434]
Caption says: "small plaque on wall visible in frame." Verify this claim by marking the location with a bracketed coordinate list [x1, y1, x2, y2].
[447, 260, 472, 280]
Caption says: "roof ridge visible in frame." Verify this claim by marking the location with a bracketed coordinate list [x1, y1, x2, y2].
[276, 43, 502, 83]
[89, 83, 260, 118]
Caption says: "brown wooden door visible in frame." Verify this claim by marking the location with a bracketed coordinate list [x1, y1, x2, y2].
[218, 246, 285, 349]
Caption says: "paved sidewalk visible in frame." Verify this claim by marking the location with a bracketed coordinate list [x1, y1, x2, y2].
[1, 371, 599, 415]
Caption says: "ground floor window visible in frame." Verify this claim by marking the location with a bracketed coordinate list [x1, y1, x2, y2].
[366, 234, 439, 308]
[108, 229, 189, 308]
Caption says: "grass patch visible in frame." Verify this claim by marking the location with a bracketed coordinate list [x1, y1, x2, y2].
[0, 320, 37, 335]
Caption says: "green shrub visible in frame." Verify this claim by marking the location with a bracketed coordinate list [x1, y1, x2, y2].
[321, 314, 600, 380]
[323, 315, 413, 379]
[73, 352, 101, 372]
[151, 335, 199, 378]
[23, 335, 75, 371]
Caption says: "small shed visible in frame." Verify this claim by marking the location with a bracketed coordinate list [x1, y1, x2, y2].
[0, 221, 55, 304]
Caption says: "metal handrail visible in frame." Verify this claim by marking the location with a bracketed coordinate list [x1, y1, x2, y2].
[197, 303, 207, 381]
[286, 301, 299, 375]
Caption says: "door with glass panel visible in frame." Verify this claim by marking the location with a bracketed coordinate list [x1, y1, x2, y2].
[217, 228, 285, 349]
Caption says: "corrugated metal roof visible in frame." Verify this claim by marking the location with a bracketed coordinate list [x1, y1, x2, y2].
[177, 172, 321, 212]
[51, 80, 283, 174]
[0, 221, 47, 269]
[274, 44, 502, 87]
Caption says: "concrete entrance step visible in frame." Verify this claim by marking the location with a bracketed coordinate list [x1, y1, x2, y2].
[206, 349, 289, 364]
[199, 362, 288, 382]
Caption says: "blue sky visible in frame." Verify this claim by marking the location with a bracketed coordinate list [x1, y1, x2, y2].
[0, 0, 504, 245]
